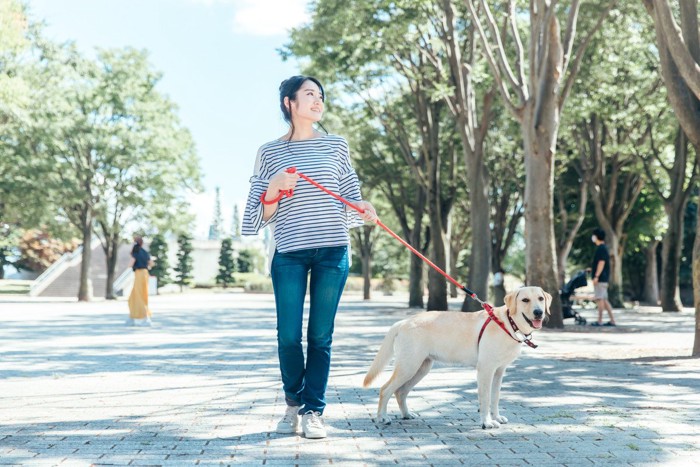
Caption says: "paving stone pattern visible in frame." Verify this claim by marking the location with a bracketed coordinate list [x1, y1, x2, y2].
[0, 293, 698, 466]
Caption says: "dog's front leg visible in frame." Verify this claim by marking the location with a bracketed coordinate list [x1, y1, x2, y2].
[490, 367, 508, 425]
[476, 364, 499, 429]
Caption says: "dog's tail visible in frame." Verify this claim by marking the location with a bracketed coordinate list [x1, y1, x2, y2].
[363, 321, 401, 387]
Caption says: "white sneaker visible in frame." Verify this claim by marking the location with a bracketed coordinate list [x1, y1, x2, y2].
[301, 410, 326, 439]
[139, 318, 152, 327]
[125, 318, 135, 326]
[275, 405, 300, 434]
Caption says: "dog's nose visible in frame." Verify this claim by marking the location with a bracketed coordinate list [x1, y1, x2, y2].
[533, 308, 544, 319]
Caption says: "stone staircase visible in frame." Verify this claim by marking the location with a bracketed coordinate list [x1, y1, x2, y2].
[36, 242, 133, 298]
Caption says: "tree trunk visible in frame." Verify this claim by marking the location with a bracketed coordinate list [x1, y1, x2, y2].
[439, 0, 493, 311]
[523, 127, 563, 327]
[694, 198, 700, 357]
[493, 284, 506, 307]
[362, 255, 371, 300]
[556, 178, 588, 286]
[604, 231, 625, 308]
[660, 205, 685, 311]
[406, 188, 427, 308]
[423, 96, 448, 312]
[446, 213, 457, 298]
[408, 253, 424, 308]
[78, 220, 92, 302]
[644, 239, 660, 305]
[427, 206, 448, 311]
[105, 236, 119, 300]
[694, 142, 700, 355]
[351, 226, 375, 301]
[556, 249, 568, 291]
[462, 161, 491, 311]
[640, 0, 700, 355]
[449, 226, 459, 299]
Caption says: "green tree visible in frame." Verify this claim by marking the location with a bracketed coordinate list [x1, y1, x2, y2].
[337, 103, 431, 308]
[0, 226, 22, 279]
[87, 48, 201, 299]
[0, 1, 46, 278]
[620, 187, 666, 302]
[557, 4, 661, 307]
[2, 38, 201, 299]
[216, 238, 236, 288]
[640, 0, 700, 355]
[148, 234, 170, 292]
[174, 233, 194, 291]
[636, 124, 696, 311]
[466, 0, 618, 327]
[237, 248, 263, 274]
[24, 43, 104, 301]
[287, 2, 463, 310]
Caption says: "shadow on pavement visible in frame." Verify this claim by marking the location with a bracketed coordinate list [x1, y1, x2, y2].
[0, 294, 698, 465]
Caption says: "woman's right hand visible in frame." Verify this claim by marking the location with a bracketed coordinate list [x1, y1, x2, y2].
[268, 170, 299, 196]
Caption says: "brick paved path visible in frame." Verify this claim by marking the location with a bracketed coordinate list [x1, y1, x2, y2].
[0, 293, 698, 466]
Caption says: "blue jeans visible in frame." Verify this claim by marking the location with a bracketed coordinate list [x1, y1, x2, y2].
[270, 246, 349, 415]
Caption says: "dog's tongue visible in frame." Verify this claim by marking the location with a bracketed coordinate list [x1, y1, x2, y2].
[531, 319, 543, 329]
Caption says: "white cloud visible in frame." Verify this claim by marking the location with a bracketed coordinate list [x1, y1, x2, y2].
[186, 0, 310, 36]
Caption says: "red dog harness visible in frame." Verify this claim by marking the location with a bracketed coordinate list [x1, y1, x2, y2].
[478, 303, 538, 349]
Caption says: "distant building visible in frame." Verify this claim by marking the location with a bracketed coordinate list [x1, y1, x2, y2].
[169, 235, 267, 285]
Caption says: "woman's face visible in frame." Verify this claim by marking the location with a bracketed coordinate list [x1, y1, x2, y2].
[287, 80, 324, 123]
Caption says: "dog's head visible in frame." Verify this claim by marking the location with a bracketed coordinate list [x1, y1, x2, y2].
[504, 286, 552, 332]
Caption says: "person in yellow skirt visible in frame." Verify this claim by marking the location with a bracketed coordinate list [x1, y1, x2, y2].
[126, 235, 154, 327]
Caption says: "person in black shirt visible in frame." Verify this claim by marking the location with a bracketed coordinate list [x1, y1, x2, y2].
[590, 228, 616, 326]
[127, 235, 154, 327]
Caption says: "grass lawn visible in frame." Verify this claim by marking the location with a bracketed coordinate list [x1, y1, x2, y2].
[0, 280, 31, 295]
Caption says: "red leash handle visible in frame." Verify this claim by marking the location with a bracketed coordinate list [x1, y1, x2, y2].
[260, 190, 292, 205]
[260, 167, 297, 205]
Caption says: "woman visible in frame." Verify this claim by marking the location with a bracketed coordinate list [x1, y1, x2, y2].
[242, 75, 377, 439]
[127, 235, 154, 327]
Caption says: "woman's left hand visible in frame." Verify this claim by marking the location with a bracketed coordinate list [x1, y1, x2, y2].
[355, 201, 378, 222]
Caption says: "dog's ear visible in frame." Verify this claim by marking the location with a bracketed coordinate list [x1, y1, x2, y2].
[543, 290, 552, 315]
[504, 291, 517, 312]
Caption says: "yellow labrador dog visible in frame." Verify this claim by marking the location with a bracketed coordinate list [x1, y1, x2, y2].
[363, 286, 551, 429]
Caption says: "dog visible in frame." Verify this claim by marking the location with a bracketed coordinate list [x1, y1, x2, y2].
[363, 286, 551, 429]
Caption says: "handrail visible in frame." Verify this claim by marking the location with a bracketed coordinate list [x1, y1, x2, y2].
[28, 246, 84, 296]
[113, 267, 134, 296]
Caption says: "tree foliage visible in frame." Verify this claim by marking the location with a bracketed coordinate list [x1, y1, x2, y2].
[0, 10, 201, 298]
[174, 233, 194, 290]
[216, 238, 236, 288]
[148, 234, 171, 290]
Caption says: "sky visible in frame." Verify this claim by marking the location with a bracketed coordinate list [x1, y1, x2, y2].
[26, 0, 310, 238]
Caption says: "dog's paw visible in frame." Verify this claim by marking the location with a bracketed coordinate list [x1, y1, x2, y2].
[481, 420, 501, 429]
[494, 415, 508, 424]
[402, 411, 418, 420]
[376, 415, 392, 425]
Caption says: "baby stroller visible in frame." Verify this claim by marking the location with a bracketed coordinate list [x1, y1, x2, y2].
[560, 270, 588, 325]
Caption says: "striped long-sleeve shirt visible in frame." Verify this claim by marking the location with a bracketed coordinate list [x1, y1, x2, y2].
[242, 134, 364, 253]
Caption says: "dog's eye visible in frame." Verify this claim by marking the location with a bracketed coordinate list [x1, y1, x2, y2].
[538, 296, 544, 301]
[522, 298, 530, 303]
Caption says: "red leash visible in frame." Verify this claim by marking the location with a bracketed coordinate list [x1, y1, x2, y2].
[262, 167, 538, 347]
[261, 167, 490, 308]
